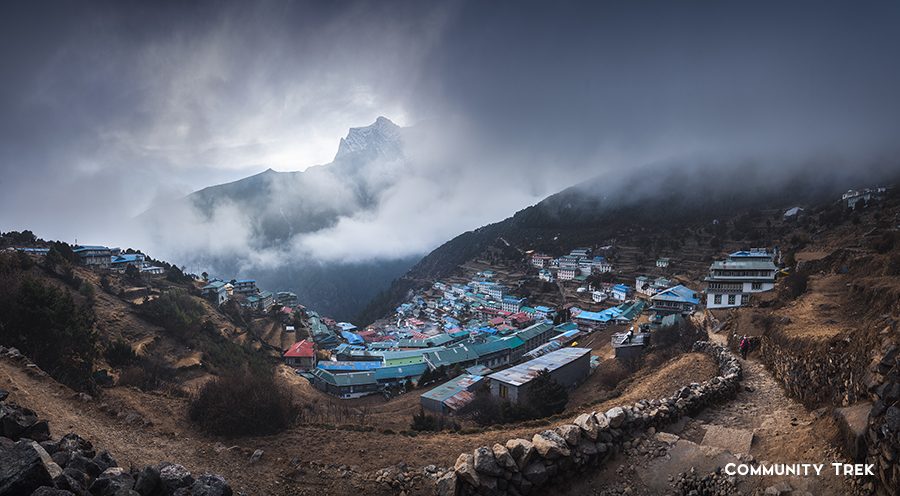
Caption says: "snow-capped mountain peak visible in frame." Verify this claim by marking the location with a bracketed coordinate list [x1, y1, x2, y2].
[334, 116, 404, 161]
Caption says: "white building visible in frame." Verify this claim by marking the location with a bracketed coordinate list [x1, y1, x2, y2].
[705, 249, 777, 309]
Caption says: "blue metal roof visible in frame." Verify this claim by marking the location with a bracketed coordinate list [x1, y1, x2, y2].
[341, 331, 364, 344]
[651, 285, 700, 305]
[317, 361, 382, 372]
[73, 245, 108, 251]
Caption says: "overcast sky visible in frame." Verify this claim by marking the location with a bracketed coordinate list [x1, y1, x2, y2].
[2, 1, 900, 253]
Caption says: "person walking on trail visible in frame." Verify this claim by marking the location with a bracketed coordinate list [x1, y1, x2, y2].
[739, 336, 749, 359]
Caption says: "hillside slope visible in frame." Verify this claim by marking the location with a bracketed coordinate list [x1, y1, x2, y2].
[353, 163, 898, 326]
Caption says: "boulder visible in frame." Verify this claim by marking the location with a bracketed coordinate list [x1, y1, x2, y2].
[473, 446, 505, 477]
[573, 413, 599, 440]
[885, 405, 900, 432]
[475, 474, 498, 494]
[454, 454, 481, 487]
[54, 467, 91, 495]
[1, 405, 38, 440]
[67, 453, 102, 479]
[88, 467, 135, 496]
[249, 449, 264, 462]
[577, 438, 597, 455]
[654, 432, 680, 445]
[505, 439, 535, 470]
[532, 430, 570, 459]
[29, 441, 63, 479]
[93, 449, 117, 472]
[21, 421, 51, 442]
[834, 404, 872, 460]
[492, 444, 518, 472]
[437, 471, 458, 496]
[158, 462, 194, 494]
[606, 407, 626, 428]
[555, 424, 581, 446]
[521, 462, 548, 487]
[701, 425, 753, 455]
[58, 433, 96, 459]
[0, 439, 54, 494]
[174, 472, 233, 496]
[594, 412, 610, 431]
[134, 464, 160, 496]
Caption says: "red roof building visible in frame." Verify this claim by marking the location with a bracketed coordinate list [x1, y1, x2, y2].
[284, 340, 317, 369]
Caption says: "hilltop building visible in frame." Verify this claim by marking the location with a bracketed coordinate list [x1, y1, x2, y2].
[72, 245, 112, 268]
[705, 249, 777, 309]
[202, 281, 228, 305]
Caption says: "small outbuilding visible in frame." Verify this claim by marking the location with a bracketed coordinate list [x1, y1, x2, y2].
[487, 347, 592, 403]
[420, 374, 486, 415]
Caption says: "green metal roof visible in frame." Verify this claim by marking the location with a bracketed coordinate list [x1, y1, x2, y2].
[502, 336, 525, 349]
[424, 345, 480, 368]
[311, 368, 376, 386]
[516, 322, 554, 342]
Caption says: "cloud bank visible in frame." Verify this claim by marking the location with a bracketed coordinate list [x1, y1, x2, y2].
[1, 1, 899, 274]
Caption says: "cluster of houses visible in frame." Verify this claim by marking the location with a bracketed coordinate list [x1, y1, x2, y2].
[201, 278, 299, 313]
[282, 245, 782, 416]
[295, 315, 596, 415]
[530, 248, 614, 283]
[9, 244, 168, 276]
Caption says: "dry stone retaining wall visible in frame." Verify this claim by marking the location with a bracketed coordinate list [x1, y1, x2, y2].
[438, 341, 742, 496]
[761, 330, 900, 493]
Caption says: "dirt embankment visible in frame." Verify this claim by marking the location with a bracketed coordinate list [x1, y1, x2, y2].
[1, 342, 725, 496]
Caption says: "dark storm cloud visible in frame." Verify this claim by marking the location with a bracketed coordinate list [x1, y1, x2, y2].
[1, 1, 899, 259]
[420, 1, 900, 173]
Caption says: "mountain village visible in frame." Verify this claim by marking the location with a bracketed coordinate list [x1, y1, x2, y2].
[3, 181, 896, 496]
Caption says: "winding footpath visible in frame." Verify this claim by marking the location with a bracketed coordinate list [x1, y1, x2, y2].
[552, 331, 868, 496]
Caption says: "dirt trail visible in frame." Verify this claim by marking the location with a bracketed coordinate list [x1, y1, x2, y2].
[551, 331, 868, 495]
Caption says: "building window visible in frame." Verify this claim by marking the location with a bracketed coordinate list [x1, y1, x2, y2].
[752, 282, 762, 290]
[728, 294, 736, 305]
[714, 294, 722, 305]
[499, 384, 508, 399]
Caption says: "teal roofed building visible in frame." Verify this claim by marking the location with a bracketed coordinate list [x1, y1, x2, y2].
[310, 369, 378, 399]
[471, 340, 511, 368]
[514, 322, 555, 354]
[423, 345, 480, 370]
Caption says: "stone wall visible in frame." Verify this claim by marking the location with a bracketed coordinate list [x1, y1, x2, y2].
[760, 329, 900, 493]
[438, 342, 742, 496]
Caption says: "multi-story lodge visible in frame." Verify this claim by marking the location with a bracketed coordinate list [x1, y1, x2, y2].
[72, 245, 112, 268]
[232, 280, 259, 296]
[705, 249, 777, 309]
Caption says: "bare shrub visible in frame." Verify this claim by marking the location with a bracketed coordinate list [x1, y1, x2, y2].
[594, 360, 629, 391]
[118, 356, 177, 392]
[652, 318, 708, 361]
[188, 369, 299, 437]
